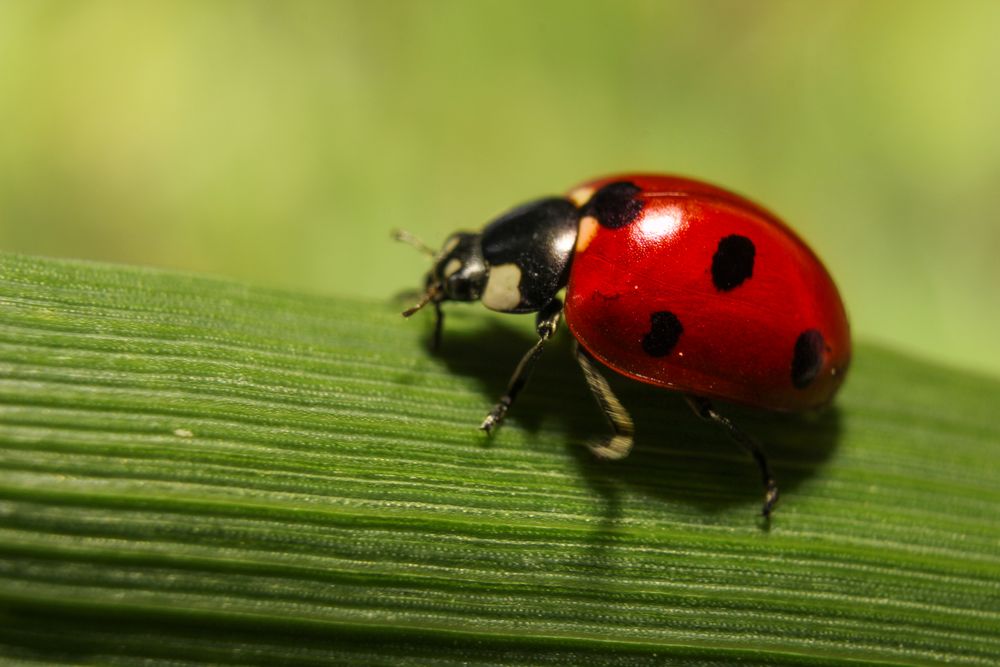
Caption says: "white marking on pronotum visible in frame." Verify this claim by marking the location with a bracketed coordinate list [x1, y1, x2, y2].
[482, 263, 523, 311]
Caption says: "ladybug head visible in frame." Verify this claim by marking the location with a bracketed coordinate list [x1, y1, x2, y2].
[424, 232, 489, 304]
[396, 231, 488, 313]
[394, 230, 489, 347]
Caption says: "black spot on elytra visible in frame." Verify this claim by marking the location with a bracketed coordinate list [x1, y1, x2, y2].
[584, 181, 644, 229]
[711, 234, 755, 291]
[791, 329, 825, 389]
[642, 311, 683, 357]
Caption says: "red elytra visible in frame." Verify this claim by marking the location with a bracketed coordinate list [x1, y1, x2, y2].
[564, 174, 851, 412]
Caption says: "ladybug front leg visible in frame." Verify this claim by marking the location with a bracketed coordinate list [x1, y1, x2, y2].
[480, 299, 563, 434]
[573, 342, 635, 461]
[431, 301, 444, 351]
[684, 396, 780, 518]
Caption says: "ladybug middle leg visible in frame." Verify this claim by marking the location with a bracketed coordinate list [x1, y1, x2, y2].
[480, 299, 563, 434]
[573, 341, 635, 461]
[684, 396, 780, 518]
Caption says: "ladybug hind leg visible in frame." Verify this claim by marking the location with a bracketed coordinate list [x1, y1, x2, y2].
[684, 396, 779, 518]
[480, 299, 563, 434]
[573, 342, 635, 461]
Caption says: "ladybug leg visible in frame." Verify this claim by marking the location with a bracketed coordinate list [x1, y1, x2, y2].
[432, 301, 444, 351]
[573, 342, 635, 461]
[480, 299, 563, 434]
[685, 396, 780, 518]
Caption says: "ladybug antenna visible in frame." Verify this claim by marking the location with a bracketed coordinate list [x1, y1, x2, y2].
[401, 284, 441, 318]
[392, 229, 436, 258]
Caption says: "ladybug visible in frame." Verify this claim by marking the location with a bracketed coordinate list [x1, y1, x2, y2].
[396, 174, 850, 517]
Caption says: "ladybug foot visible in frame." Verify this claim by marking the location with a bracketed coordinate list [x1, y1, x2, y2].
[587, 435, 633, 461]
[762, 478, 780, 518]
[480, 399, 511, 434]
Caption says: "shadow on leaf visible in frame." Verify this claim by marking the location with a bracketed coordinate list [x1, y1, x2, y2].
[420, 312, 842, 529]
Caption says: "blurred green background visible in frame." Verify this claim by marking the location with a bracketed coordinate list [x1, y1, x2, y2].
[1, 1, 997, 374]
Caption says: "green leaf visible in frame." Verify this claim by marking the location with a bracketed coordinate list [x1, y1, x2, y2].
[1, 252, 998, 666]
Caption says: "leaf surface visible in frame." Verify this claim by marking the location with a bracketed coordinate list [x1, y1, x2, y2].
[1, 253, 998, 665]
